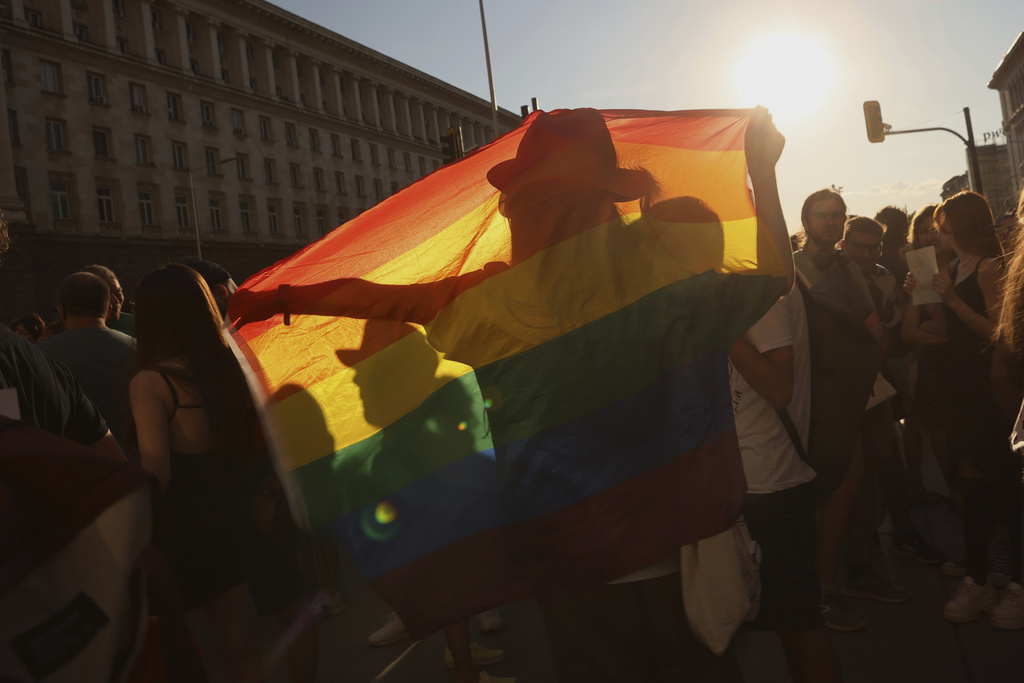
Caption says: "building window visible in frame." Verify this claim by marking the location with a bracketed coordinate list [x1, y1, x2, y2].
[24, 9, 42, 28]
[45, 120, 65, 152]
[216, 32, 226, 53]
[236, 155, 248, 180]
[289, 164, 301, 188]
[51, 182, 71, 219]
[231, 109, 245, 135]
[271, 52, 280, 70]
[200, 102, 215, 128]
[432, 159, 440, 171]
[221, 69, 230, 85]
[205, 148, 218, 175]
[369, 144, 379, 166]
[97, 187, 115, 223]
[185, 21, 195, 42]
[418, 156, 426, 175]
[330, 134, 341, 157]
[166, 92, 181, 120]
[86, 73, 106, 103]
[129, 83, 146, 112]
[116, 37, 129, 54]
[190, 60, 200, 75]
[309, 128, 319, 152]
[313, 168, 323, 191]
[373, 178, 383, 202]
[39, 61, 60, 94]
[139, 192, 155, 225]
[268, 203, 278, 233]
[259, 116, 271, 140]
[112, 0, 125, 18]
[355, 175, 365, 198]
[351, 138, 361, 161]
[175, 195, 189, 228]
[403, 152, 412, 172]
[73, 24, 88, 41]
[171, 142, 186, 169]
[93, 129, 109, 158]
[240, 202, 252, 232]
[7, 110, 19, 146]
[2, 50, 13, 85]
[250, 77, 258, 92]
[209, 198, 222, 230]
[245, 42, 255, 63]
[264, 159, 276, 183]
[293, 207, 303, 235]
[391, 181, 399, 196]
[151, 9, 163, 30]
[337, 206, 348, 224]
[135, 136, 150, 164]
[387, 148, 396, 168]
[317, 209, 326, 236]
[285, 123, 296, 146]
[155, 49, 166, 65]
[335, 172, 346, 194]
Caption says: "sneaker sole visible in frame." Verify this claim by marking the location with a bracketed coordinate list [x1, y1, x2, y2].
[944, 605, 993, 623]
[890, 547, 943, 564]
[445, 653, 506, 668]
[841, 587, 910, 604]
[990, 613, 1024, 629]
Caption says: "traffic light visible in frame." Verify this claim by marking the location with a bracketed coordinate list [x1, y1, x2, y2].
[863, 101, 886, 143]
[441, 126, 463, 165]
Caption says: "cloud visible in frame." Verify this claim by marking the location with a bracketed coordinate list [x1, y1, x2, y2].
[844, 178, 946, 198]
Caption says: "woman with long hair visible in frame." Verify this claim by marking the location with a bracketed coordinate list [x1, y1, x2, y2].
[900, 205, 954, 502]
[915, 191, 1022, 629]
[129, 264, 265, 682]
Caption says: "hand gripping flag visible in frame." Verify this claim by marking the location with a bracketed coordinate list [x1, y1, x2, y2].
[228, 108, 788, 637]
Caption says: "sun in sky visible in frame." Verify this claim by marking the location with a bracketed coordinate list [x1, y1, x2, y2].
[735, 30, 835, 123]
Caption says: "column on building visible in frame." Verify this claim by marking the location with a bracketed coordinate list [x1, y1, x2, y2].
[7, 0, 27, 29]
[308, 59, 324, 112]
[364, 79, 381, 128]
[322, 67, 345, 118]
[91, 0, 119, 52]
[198, 17, 222, 80]
[167, 6, 191, 73]
[380, 87, 398, 133]
[256, 39, 275, 96]
[53, 0, 75, 41]
[410, 98, 426, 141]
[227, 28, 251, 91]
[344, 74, 363, 123]
[281, 50, 300, 103]
[396, 92, 414, 138]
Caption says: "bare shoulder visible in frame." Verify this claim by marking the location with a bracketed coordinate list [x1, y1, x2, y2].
[130, 369, 169, 399]
[978, 257, 1005, 287]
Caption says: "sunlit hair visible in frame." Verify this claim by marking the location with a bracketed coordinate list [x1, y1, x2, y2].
[0, 211, 10, 261]
[909, 205, 937, 249]
[844, 216, 884, 242]
[934, 191, 1002, 259]
[996, 186, 1024, 361]
[133, 264, 255, 464]
[874, 206, 909, 250]
[800, 188, 846, 230]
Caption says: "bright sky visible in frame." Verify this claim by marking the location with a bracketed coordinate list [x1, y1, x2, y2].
[277, 0, 1023, 234]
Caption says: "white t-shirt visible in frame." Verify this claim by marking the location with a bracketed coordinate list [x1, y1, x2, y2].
[728, 289, 816, 494]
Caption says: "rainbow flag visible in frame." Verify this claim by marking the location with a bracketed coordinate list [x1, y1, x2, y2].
[229, 108, 787, 636]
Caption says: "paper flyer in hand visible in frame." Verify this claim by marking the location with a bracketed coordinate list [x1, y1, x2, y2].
[906, 246, 942, 305]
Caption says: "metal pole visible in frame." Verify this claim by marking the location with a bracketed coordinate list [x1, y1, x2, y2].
[188, 168, 201, 260]
[478, 0, 499, 141]
[964, 107, 984, 195]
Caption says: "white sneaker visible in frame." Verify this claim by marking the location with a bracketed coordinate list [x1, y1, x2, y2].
[368, 612, 408, 646]
[991, 582, 1024, 630]
[477, 609, 503, 633]
[943, 576, 996, 623]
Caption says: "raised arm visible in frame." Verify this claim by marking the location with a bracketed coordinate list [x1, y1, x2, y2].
[745, 107, 795, 291]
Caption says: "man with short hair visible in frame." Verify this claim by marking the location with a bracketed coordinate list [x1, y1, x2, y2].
[0, 222, 124, 459]
[39, 272, 135, 449]
[83, 264, 134, 336]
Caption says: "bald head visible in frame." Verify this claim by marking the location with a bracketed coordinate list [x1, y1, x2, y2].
[58, 272, 110, 322]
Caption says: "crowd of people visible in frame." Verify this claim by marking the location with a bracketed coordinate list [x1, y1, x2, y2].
[4, 112, 1024, 683]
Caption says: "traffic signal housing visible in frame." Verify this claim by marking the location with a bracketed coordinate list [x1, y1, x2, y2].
[863, 101, 886, 143]
[441, 126, 464, 165]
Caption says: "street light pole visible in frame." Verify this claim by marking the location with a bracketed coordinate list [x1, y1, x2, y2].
[478, 0, 500, 141]
[185, 156, 237, 260]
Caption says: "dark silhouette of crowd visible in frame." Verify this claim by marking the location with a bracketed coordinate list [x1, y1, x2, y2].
[5, 110, 1024, 683]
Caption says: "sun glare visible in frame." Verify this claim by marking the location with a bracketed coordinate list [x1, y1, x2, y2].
[735, 31, 834, 123]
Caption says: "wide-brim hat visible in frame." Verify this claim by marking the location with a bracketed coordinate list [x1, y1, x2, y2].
[487, 109, 650, 202]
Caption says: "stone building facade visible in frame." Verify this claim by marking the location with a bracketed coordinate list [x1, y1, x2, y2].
[0, 0, 520, 320]
[989, 31, 1024, 199]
